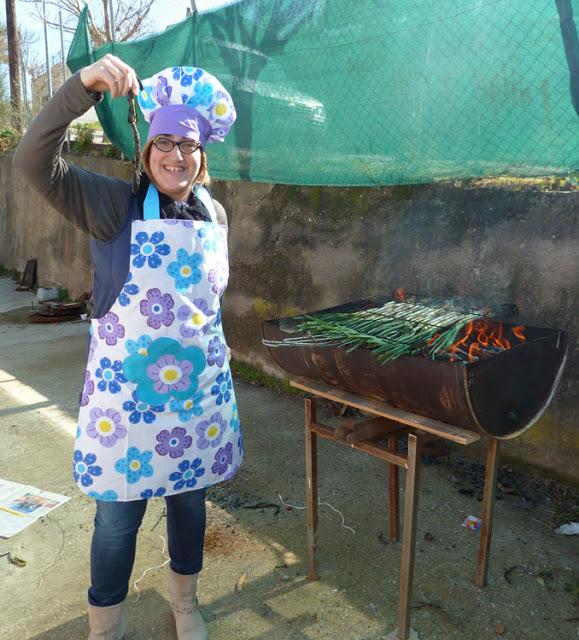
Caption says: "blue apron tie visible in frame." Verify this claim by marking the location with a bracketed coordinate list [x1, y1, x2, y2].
[143, 184, 161, 220]
[144, 183, 217, 223]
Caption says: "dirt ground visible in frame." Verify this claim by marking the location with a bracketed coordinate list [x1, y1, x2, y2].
[0, 276, 577, 640]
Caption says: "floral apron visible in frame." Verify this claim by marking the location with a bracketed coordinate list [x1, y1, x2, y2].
[74, 185, 243, 501]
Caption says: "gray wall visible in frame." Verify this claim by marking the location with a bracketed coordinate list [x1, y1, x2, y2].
[1, 154, 578, 483]
[0, 154, 132, 295]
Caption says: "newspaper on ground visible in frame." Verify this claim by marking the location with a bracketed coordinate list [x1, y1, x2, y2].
[0, 478, 70, 538]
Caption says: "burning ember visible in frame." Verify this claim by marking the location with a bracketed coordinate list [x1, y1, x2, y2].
[444, 320, 526, 362]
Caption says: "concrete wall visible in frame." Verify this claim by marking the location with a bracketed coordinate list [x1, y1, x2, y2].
[0, 155, 132, 295]
[1, 153, 578, 483]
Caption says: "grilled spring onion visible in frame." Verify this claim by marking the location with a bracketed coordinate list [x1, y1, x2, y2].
[263, 300, 480, 363]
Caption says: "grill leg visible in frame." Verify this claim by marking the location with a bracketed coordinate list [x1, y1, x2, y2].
[395, 432, 422, 640]
[305, 397, 319, 581]
[388, 433, 400, 542]
[476, 436, 500, 587]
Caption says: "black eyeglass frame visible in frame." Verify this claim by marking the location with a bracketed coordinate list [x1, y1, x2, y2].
[151, 136, 203, 155]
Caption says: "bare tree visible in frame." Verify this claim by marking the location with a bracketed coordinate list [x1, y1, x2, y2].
[0, 21, 7, 65]
[19, 29, 41, 123]
[20, 0, 156, 47]
[0, 20, 41, 128]
[4, 0, 22, 130]
[0, 22, 10, 127]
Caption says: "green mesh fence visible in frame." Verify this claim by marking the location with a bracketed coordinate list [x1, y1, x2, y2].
[67, 0, 579, 186]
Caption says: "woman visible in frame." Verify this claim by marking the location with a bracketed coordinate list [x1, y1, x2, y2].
[14, 55, 243, 640]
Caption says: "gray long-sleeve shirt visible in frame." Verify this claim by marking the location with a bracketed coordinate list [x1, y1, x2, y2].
[13, 72, 226, 241]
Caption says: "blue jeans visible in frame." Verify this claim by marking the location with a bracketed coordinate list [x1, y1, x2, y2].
[89, 489, 206, 607]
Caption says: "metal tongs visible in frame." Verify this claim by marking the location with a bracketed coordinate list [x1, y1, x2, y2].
[128, 76, 144, 193]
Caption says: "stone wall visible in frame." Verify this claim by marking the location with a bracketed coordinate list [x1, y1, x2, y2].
[1, 153, 577, 483]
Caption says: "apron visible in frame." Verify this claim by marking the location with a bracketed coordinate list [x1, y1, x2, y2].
[74, 185, 243, 502]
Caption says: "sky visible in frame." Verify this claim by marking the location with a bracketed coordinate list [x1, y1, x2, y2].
[1, 0, 240, 67]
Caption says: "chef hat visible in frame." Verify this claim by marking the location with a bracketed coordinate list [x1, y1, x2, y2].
[138, 66, 236, 146]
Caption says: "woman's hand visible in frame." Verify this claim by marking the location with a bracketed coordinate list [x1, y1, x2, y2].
[80, 54, 140, 99]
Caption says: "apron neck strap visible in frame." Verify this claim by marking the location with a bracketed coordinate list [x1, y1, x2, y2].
[143, 183, 161, 220]
[194, 184, 218, 224]
[143, 183, 218, 224]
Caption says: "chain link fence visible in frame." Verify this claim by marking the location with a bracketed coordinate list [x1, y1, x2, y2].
[68, 0, 579, 186]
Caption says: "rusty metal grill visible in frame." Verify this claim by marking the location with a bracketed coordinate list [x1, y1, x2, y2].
[262, 293, 567, 439]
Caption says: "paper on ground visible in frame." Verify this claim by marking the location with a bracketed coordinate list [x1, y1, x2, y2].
[555, 522, 579, 535]
[0, 478, 70, 538]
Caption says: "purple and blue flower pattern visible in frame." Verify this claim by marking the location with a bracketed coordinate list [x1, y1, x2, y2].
[206, 336, 226, 368]
[95, 357, 127, 394]
[119, 272, 140, 307]
[138, 66, 236, 144]
[155, 427, 192, 458]
[140, 289, 175, 329]
[97, 312, 125, 346]
[114, 447, 154, 484]
[197, 226, 218, 253]
[230, 403, 240, 432]
[208, 268, 226, 296]
[169, 458, 205, 491]
[172, 66, 201, 83]
[88, 334, 97, 362]
[88, 490, 118, 501]
[126, 334, 153, 356]
[87, 407, 127, 448]
[80, 371, 94, 407]
[76, 189, 242, 501]
[73, 450, 102, 487]
[156, 75, 172, 106]
[169, 390, 204, 422]
[211, 371, 232, 406]
[131, 231, 170, 269]
[140, 487, 166, 499]
[177, 298, 215, 339]
[167, 249, 203, 292]
[164, 219, 194, 228]
[212, 443, 233, 476]
[124, 337, 205, 406]
[122, 390, 164, 424]
[195, 412, 227, 450]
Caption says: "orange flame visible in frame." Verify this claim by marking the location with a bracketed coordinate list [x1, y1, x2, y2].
[395, 288, 406, 302]
[512, 325, 526, 341]
[446, 320, 526, 362]
[468, 342, 481, 361]
[456, 321, 473, 347]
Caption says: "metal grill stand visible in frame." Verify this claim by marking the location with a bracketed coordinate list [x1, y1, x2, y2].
[291, 376, 500, 640]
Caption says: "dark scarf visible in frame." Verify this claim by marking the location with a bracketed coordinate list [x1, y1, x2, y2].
[136, 174, 211, 222]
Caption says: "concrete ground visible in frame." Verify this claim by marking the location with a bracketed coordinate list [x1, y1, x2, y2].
[0, 275, 577, 640]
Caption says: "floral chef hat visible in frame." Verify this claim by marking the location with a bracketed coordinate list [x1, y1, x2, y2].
[138, 66, 236, 146]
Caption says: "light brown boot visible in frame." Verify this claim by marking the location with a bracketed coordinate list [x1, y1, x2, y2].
[169, 568, 208, 640]
[88, 600, 126, 640]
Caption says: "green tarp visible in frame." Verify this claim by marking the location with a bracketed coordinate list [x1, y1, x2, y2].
[67, 0, 579, 186]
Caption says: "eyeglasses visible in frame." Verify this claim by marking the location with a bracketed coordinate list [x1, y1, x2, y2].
[152, 137, 202, 155]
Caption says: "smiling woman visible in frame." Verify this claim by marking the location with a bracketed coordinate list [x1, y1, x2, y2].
[13, 53, 241, 640]
[143, 135, 205, 201]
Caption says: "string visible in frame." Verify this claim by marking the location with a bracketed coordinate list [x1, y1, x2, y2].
[278, 494, 356, 534]
[132, 535, 170, 602]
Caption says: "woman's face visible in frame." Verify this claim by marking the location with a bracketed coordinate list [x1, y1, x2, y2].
[148, 134, 202, 201]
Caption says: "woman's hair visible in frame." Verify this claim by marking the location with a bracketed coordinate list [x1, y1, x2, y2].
[141, 138, 211, 189]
